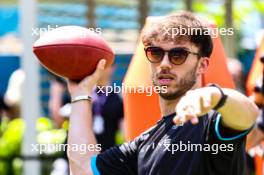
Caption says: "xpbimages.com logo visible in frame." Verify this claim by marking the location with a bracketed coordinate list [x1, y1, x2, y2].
[31, 143, 102, 155]
[31, 25, 102, 37]
[162, 26, 234, 38]
[96, 83, 168, 96]
[140, 139, 234, 155]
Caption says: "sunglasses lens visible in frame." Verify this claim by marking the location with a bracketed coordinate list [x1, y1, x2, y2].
[146, 47, 164, 63]
[169, 49, 189, 65]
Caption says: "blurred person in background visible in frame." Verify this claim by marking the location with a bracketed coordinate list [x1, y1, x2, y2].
[227, 58, 245, 93]
[49, 76, 71, 128]
[246, 56, 264, 150]
[0, 95, 10, 119]
[4, 69, 25, 119]
[227, 58, 256, 175]
[48, 76, 71, 175]
[0, 69, 25, 175]
[245, 55, 264, 175]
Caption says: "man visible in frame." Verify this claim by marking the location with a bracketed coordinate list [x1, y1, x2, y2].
[67, 12, 258, 175]
[4, 69, 25, 119]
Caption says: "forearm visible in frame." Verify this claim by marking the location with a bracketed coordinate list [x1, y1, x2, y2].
[216, 88, 259, 131]
[68, 100, 98, 175]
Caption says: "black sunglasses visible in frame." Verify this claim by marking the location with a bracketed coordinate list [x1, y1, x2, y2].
[144, 47, 200, 65]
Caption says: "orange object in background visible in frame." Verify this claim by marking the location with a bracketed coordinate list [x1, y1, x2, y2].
[254, 155, 264, 175]
[246, 36, 264, 175]
[246, 37, 264, 96]
[123, 17, 235, 140]
[202, 36, 235, 88]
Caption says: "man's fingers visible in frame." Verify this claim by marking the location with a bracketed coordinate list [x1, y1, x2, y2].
[82, 59, 106, 84]
[174, 102, 186, 124]
[174, 89, 213, 126]
[174, 104, 197, 125]
[190, 116, 199, 124]
[98, 59, 106, 70]
[185, 107, 199, 124]
[185, 93, 202, 116]
[173, 113, 199, 125]
[93, 59, 106, 78]
[173, 115, 185, 125]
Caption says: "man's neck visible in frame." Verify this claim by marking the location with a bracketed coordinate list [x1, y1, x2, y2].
[159, 98, 180, 116]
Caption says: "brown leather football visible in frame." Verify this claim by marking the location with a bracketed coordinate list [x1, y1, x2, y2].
[33, 26, 114, 81]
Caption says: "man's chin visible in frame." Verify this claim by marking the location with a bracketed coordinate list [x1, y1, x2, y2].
[159, 90, 184, 100]
[153, 82, 184, 99]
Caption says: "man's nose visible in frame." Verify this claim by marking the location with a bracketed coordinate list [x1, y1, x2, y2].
[160, 52, 172, 69]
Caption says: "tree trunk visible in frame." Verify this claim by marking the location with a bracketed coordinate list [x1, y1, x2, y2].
[185, 0, 193, 12]
[138, 0, 149, 29]
[87, 0, 96, 28]
[224, 0, 236, 57]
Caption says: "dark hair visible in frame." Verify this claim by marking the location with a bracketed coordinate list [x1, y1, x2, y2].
[141, 11, 213, 57]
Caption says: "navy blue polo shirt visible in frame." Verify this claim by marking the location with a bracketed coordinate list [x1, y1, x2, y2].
[91, 111, 252, 175]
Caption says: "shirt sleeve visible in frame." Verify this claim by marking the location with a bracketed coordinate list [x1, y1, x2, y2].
[91, 125, 156, 175]
[206, 111, 254, 144]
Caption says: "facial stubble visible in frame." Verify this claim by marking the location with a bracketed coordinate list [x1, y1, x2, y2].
[153, 63, 199, 100]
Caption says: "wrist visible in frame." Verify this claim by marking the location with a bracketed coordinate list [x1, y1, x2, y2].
[71, 87, 93, 98]
[210, 88, 221, 108]
[71, 95, 92, 103]
[208, 84, 228, 110]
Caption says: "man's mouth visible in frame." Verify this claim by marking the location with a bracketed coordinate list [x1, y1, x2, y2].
[157, 74, 175, 85]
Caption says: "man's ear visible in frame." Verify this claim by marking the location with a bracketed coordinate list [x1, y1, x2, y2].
[197, 57, 209, 75]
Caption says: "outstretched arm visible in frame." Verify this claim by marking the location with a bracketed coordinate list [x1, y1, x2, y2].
[216, 88, 258, 130]
[173, 86, 259, 131]
[67, 60, 106, 175]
